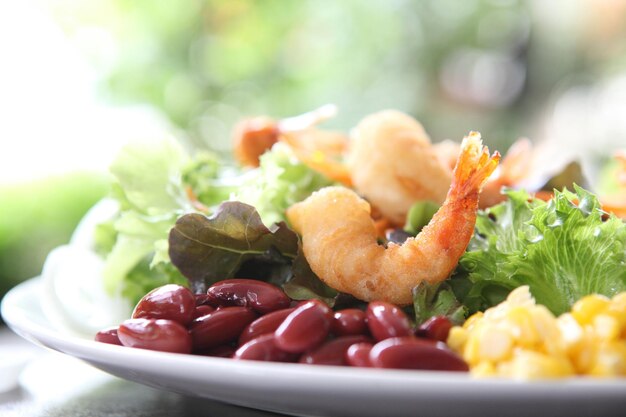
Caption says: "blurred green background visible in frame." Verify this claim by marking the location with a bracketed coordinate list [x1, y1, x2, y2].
[2, 0, 626, 302]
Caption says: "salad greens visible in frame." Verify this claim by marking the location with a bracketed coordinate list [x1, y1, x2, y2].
[412, 281, 467, 325]
[168, 202, 299, 293]
[96, 131, 626, 323]
[98, 138, 334, 305]
[168, 200, 346, 305]
[232, 143, 334, 226]
[100, 137, 192, 302]
[441, 186, 626, 317]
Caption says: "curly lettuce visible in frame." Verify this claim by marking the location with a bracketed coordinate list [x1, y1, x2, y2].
[97, 139, 335, 304]
[451, 186, 626, 316]
[100, 137, 193, 303]
[231, 143, 334, 226]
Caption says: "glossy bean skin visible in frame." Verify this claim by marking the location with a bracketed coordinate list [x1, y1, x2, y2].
[274, 300, 333, 353]
[332, 309, 368, 336]
[366, 301, 413, 341]
[192, 305, 216, 320]
[195, 293, 216, 307]
[346, 342, 374, 367]
[238, 308, 296, 346]
[416, 316, 453, 342]
[369, 337, 468, 372]
[207, 279, 291, 314]
[234, 334, 299, 362]
[118, 319, 192, 354]
[299, 335, 371, 366]
[189, 307, 257, 351]
[132, 284, 196, 326]
[94, 326, 122, 346]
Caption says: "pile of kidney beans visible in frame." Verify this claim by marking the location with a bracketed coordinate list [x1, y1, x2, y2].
[95, 279, 468, 372]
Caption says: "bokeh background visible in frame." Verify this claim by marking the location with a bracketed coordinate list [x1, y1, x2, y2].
[1, 0, 626, 303]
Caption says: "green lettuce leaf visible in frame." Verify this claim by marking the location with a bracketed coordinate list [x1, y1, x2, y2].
[231, 143, 334, 225]
[109, 136, 190, 215]
[404, 200, 439, 235]
[168, 201, 300, 293]
[181, 151, 237, 208]
[121, 258, 188, 306]
[454, 186, 626, 315]
[282, 249, 340, 307]
[412, 281, 467, 325]
[101, 137, 194, 301]
[99, 139, 336, 303]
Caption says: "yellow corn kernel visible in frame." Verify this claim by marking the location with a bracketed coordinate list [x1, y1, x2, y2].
[588, 342, 626, 377]
[607, 293, 626, 330]
[478, 326, 513, 362]
[569, 332, 597, 374]
[506, 285, 535, 307]
[593, 314, 620, 342]
[571, 295, 610, 326]
[463, 331, 482, 366]
[463, 312, 483, 330]
[470, 361, 496, 378]
[504, 351, 575, 380]
[505, 306, 538, 347]
[557, 313, 584, 355]
[446, 326, 468, 353]
[529, 306, 562, 355]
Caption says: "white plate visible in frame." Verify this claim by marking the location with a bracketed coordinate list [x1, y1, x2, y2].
[3, 278, 626, 417]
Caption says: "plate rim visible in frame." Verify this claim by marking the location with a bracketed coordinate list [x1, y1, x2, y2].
[4, 277, 626, 390]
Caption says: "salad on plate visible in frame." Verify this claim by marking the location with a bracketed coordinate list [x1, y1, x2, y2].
[40, 105, 626, 380]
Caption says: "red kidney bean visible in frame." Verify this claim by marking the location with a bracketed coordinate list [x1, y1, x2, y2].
[299, 335, 371, 366]
[207, 279, 291, 314]
[366, 301, 412, 341]
[346, 342, 374, 367]
[118, 319, 192, 354]
[332, 309, 368, 336]
[234, 334, 299, 362]
[195, 293, 216, 307]
[416, 316, 453, 342]
[274, 300, 333, 353]
[94, 326, 122, 346]
[189, 307, 257, 351]
[192, 305, 216, 320]
[369, 337, 468, 372]
[238, 308, 296, 346]
[132, 284, 196, 326]
[197, 344, 236, 358]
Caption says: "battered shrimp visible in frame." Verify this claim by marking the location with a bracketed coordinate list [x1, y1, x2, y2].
[287, 133, 500, 305]
[348, 110, 453, 225]
[232, 105, 349, 171]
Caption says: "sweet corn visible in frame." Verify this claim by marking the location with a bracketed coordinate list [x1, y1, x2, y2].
[589, 342, 626, 377]
[571, 294, 610, 326]
[498, 351, 574, 379]
[593, 314, 620, 342]
[447, 286, 626, 379]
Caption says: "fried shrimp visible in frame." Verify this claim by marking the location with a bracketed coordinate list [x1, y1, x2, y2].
[348, 110, 454, 225]
[232, 104, 348, 169]
[287, 133, 500, 305]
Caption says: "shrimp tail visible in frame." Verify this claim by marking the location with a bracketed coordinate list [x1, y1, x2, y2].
[449, 132, 500, 200]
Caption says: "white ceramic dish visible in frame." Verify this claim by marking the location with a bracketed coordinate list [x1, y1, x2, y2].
[3, 278, 626, 417]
